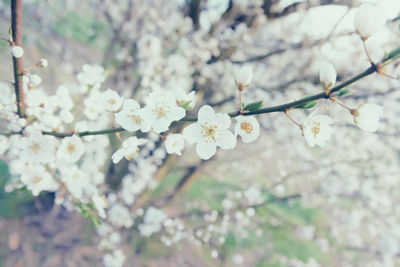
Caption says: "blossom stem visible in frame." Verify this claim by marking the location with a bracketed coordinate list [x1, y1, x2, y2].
[330, 97, 352, 111]
[362, 39, 374, 63]
[11, 0, 25, 118]
[284, 109, 302, 128]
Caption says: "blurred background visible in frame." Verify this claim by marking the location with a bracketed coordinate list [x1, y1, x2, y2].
[0, 0, 400, 266]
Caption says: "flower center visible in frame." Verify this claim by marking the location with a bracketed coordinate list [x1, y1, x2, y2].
[128, 113, 142, 124]
[30, 143, 41, 153]
[33, 176, 42, 184]
[153, 104, 169, 119]
[201, 123, 218, 142]
[67, 144, 76, 154]
[108, 99, 116, 105]
[311, 121, 320, 137]
[240, 122, 253, 134]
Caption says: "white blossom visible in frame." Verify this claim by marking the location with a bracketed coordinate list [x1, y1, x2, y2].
[302, 112, 334, 147]
[139, 207, 167, 237]
[57, 135, 85, 163]
[234, 116, 260, 143]
[19, 131, 58, 163]
[165, 134, 185, 155]
[10, 46, 24, 58]
[319, 63, 336, 90]
[60, 166, 90, 199]
[20, 164, 59, 196]
[141, 90, 186, 133]
[352, 104, 383, 132]
[183, 105, 236, 160]
[112, 137, 147, 164]
[103, 249, 126, 267]
[115, 99, 151, 132]
[354, 4, 387, 39]
[108, 204, 133, 228]
[235, 66, 253, 89]
[77, 64, 105, 86]
[102, 89, 122, 112]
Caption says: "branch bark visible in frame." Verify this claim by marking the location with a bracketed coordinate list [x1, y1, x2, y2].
[11, 0, 25, 118]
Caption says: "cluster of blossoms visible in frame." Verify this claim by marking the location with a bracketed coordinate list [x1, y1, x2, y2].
[1, 0, 399, 266]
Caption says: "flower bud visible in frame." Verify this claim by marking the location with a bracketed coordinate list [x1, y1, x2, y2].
[319, 63, 336, 91]
[29, 74, 42, 87]
[235, 66, 253, 90]
[11, 46, 24, 58]
[354, 4, 387, 39]
[38, 58, 48, 68]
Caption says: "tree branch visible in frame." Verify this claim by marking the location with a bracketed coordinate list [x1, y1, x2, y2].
[11, 0, 25, 118]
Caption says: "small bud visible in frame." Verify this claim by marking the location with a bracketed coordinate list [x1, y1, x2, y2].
[38, 58, 48, 68]
[235, 66, 253, 90]
[354, 4, 387, 39]
[10, 46, 24, 58]
[319, 63, 336, 91]
[29, 74, 42, 87]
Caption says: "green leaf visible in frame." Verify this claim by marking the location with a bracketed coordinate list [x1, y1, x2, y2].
[244, 101, 263, 112]
[336, 88, 352, 97]
[294, 101, 317, 109]
[179, 100, 192, 110]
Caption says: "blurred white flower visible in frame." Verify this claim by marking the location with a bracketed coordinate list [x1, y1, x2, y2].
[165, 134, 185, 155]
[352, 104, 383, 132]
[60, 109, 74, 123]
[319, 63, 336, 90]
[77, 64, 105, 86]
[354, 4, 387, 39]
[102, 89, 122, 112]
[60, 166, 90, 199]
[108, 204, 133, 228]
[234, 116, 260, 143]
[57, 135, 85, 163]
[183, 105, 236, 160]
[29, 74, 42, 87]
[139, 207, 167, 237]
[38, 58, 48, 68]
[103, 249, 126, 267]
[20, 164, 59, 196]
[302, 112, 334, 147]
[19, 131, 58, 163]
[115, 99, 151, 132]
[235, 66, 253, 90]
[10, 45, 24, 58]
[92, 195, 108, 219]
[112, 136, 147, 164]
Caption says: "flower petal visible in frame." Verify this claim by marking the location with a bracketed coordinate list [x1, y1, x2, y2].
[198, 105, 215, 124]
[196, 142, 217, 160]
[216, 130, 236, 149]
[182, 123, 202, 143]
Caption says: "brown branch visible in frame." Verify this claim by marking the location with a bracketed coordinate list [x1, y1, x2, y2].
[11, 0, 25, 118]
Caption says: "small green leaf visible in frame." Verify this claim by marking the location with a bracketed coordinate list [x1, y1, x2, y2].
[295, 101, 317, 110]
[336, 88, 352, 97]
[244, 101, 263, 112]
[179, 100, 192, 110]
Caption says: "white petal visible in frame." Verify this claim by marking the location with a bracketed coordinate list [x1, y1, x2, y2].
[169, 106, 186, 121]
[212, 113, 231, 130]
[216, 130, 236, 149]
[196, 142, 217, 160]
[198, 105, 215, 124]
[112, 150, 124, 164]
[182, 123, 202, 143]
[123, 99, 140, 110]
[152, 118, 170, 133]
